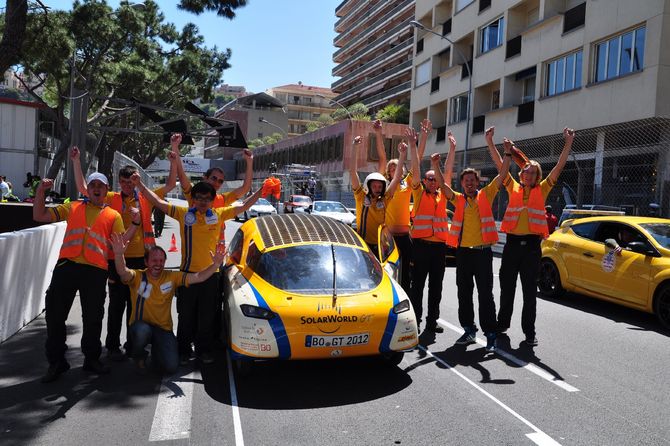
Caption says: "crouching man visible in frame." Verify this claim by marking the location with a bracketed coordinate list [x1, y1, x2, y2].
[110, 233, 227, 374]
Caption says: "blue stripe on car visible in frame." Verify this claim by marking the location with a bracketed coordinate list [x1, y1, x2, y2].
[379, 282, 400, 352]
[247, 281, 291, 359]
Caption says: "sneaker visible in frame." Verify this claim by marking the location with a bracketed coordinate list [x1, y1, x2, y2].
[455, 332, 476, 345]
[524, 336, 539, 346]
[82, 359, 111, 375]
[485, 333, 497, 352]
[107, 348, 127, 362]
[41, 360, 70, 383]
[198, 352, 215, 365]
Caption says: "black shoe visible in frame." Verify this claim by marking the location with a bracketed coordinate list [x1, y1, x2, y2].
[83, 359, 111, 375]
[41, 361, 70, 383]
[426, 324, 444, 334]
[524, 336, 539, 346]
[485, 333, 497, 352]
[107, 348, 127, 362]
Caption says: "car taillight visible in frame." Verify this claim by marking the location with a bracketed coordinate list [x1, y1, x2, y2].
[392, 299, 411, 314]
[240, 304, 276, 320]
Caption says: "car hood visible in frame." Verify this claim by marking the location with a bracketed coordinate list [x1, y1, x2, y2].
[250, 205, 276, 213]
[314, 211, 355, 223]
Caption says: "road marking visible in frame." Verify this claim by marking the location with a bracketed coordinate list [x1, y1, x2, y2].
[149, 370, 198, 442]
[437, 319, 580, 393]
[418, 345, 562, 446]
[227, 351, 245, 446]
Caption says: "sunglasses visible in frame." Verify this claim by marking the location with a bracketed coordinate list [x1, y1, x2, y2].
[424, 177, 437, 182]
[209, 175, 224, 184]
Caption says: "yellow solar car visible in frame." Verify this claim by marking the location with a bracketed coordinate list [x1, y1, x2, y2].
[222, 214, 419, 373]
[538, 216, 670, 329]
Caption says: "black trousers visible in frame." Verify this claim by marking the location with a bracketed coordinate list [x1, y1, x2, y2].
[410, 239, 447, 327]
[176, 273, 220, 355]
[456, 247, 497, 334]
[498, 234, 542, 337]
[45, 260, 108, 364]
[392, 233, 413, 295]
[105, 257, 145, 351]
[153, 208, 165, 237]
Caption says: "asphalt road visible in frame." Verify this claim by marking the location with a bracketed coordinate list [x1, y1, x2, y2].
[1, 214, 669, 446]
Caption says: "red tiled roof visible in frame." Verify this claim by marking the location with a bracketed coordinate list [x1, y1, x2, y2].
[270, 84, 336, 96]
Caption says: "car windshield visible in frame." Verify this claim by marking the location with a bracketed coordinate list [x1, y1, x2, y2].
[255, 198, 271, 206]
[640, 223, 670, 249]
[294, 196, 310, 203]
[249, 243, 383, 294]
[314, 202, 347, 213]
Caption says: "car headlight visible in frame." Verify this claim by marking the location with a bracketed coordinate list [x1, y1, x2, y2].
[240, 304, 276, 320]
[392, 299, 411, 314]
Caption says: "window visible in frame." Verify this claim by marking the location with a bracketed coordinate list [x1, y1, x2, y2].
[491, 90, 500, 110]
[450, 94, 468, 124]
[415, 60, 431, 87]
[563, 2, 586, 34]
[480, 17, 504, 54]
[545, 50, 582, 96]
[522, 76, 536, 103]
[456, 0, 474, 12]
[594, 26, 645, 82]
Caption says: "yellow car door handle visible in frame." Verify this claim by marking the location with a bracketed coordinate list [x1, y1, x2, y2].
[582, 252, 594, 258]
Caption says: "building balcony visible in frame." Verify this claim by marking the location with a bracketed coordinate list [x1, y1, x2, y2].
[362, 81, 411, 108]
[333, 0, 413, 50]
[334, 19, 412, 64]
[332, 37, 412, 82]
[334, 60, 412, 104]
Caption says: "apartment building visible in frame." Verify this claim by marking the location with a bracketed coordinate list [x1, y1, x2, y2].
[266, 83, 337, 137]
[411, 0, 670, 215]
[332, 0, 416, 111]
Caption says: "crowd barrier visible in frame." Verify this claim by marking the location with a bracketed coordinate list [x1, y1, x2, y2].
[0, 222, 66, 343]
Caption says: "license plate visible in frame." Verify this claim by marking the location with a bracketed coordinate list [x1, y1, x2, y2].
[305, 333, 369, 348]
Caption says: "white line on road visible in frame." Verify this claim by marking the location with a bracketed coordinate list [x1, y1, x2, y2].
[418, 345, 562, 446]
[227, 351, 245, 446]
[437, 319, 580, 393]
[149, 370, 198, 442]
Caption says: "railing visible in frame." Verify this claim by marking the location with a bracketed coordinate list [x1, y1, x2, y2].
[334, 60, 413, 104]
[332, 38, 412, 87]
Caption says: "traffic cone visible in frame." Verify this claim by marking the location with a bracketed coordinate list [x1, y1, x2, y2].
[168, 233, 178, 252]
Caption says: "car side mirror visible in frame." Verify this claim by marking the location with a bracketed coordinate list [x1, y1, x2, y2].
[627, 241, 659, 257]
[306, 205, 312, 213]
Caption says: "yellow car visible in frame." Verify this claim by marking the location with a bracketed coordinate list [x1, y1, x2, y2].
[222, 213, 419, 373]
[538, 216, 670, 329]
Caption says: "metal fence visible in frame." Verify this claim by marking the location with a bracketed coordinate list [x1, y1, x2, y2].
[432, 117, 670, 220]
[111, 151, 154, 191]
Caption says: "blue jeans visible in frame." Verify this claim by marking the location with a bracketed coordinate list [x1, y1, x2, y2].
[128, 321, 178, 373]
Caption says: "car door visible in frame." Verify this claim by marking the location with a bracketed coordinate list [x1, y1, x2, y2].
[553, 221, 599, 289]
[578, 222, 651, 305]
[378, 225, 400, 281]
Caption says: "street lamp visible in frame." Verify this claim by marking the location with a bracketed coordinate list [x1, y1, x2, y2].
[315, 93, 353, 120]
[260, 118, 287, 137]
[410, 20, 472, 170]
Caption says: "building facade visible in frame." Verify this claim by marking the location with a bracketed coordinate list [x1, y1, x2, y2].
[265, 83, 337, 137]
[332, 0, 415, 112]
[411, 0, 670, 216]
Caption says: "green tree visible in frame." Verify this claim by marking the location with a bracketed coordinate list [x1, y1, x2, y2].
[331, 102, 369, 121]
[247, 137, 263, 149]
[376, 102, 409, 124]
[15, 0, 241, 178]
[306, 114, 334, 132]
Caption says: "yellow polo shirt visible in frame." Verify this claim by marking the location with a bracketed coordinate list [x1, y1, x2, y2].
[449, 179, 500, 247]
[184, 187, 236, 209]
[123, 269, 188, 332]
[386, 172, 412, 229]
[354, 186, 393, 245]
[168, 204, 236, 272]
[504, 174, 554, 235]
[50, 202, 125, 267]
[105, 187, 166, 258]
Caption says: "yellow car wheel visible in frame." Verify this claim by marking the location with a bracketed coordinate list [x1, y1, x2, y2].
[538, 259, 564, 298]
[653, 283, 670, 330]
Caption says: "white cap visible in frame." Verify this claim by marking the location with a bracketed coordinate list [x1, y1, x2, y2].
[86, 172, 109, 186]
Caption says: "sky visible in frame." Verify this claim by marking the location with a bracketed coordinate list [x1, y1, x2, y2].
[45, 0, 341, 93]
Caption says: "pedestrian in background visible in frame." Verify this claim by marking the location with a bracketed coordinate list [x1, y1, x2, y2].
[545, 205, 558, 234]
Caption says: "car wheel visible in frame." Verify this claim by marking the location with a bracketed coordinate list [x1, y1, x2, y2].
[383, 352, 404, 366]
[653, 283, 670, 330]
[538, 259, 564, 298]
[233, 358, 253, 378]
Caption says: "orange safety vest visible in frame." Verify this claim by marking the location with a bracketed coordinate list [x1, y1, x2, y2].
[446, 191, 499, 247]
[59, 201, 118, 270]
[212, 193, 227, 208]
[500, 183, 549, 238]
[410, 190, 449, 241]
[110, 192, 155, 247]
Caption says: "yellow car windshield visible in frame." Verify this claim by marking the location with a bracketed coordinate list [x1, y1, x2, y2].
[248, 243, 383, 294]
[640, 223, 670, 249]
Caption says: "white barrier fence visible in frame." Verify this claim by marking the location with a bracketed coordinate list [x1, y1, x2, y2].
[0, 222, 66, 343]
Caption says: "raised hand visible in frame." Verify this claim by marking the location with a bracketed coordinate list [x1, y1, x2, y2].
[503, 138, 513, 153]
[404, 127, 418, 144]
[211, 243, 228, 265]
[110, 232, 129, 256]
[130, 172, 141, 187]
[563, 127, 575, 144]
[353, 136, 362, 146]
[170, 133, 182, 147]
[447, 131, 456, 151]
[485, 126, 495, 144]
[420, 119, 432, 135]
[128, 206, 141, 225]
[373, 119, 382, 132]
[243, 148, 253, 160]
[70, 146, 80, 161]
[38, 178, 54, 193]
[397, 142, 408, 155]
[430, 152, 441, 165]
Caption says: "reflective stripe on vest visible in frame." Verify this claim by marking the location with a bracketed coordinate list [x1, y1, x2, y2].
[445, 191, 499, 247]
[500, 183, 549, 238]
[59, 201, 118, 269]
[410, 190, 449, 241]
[110, 191, 155, 249]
